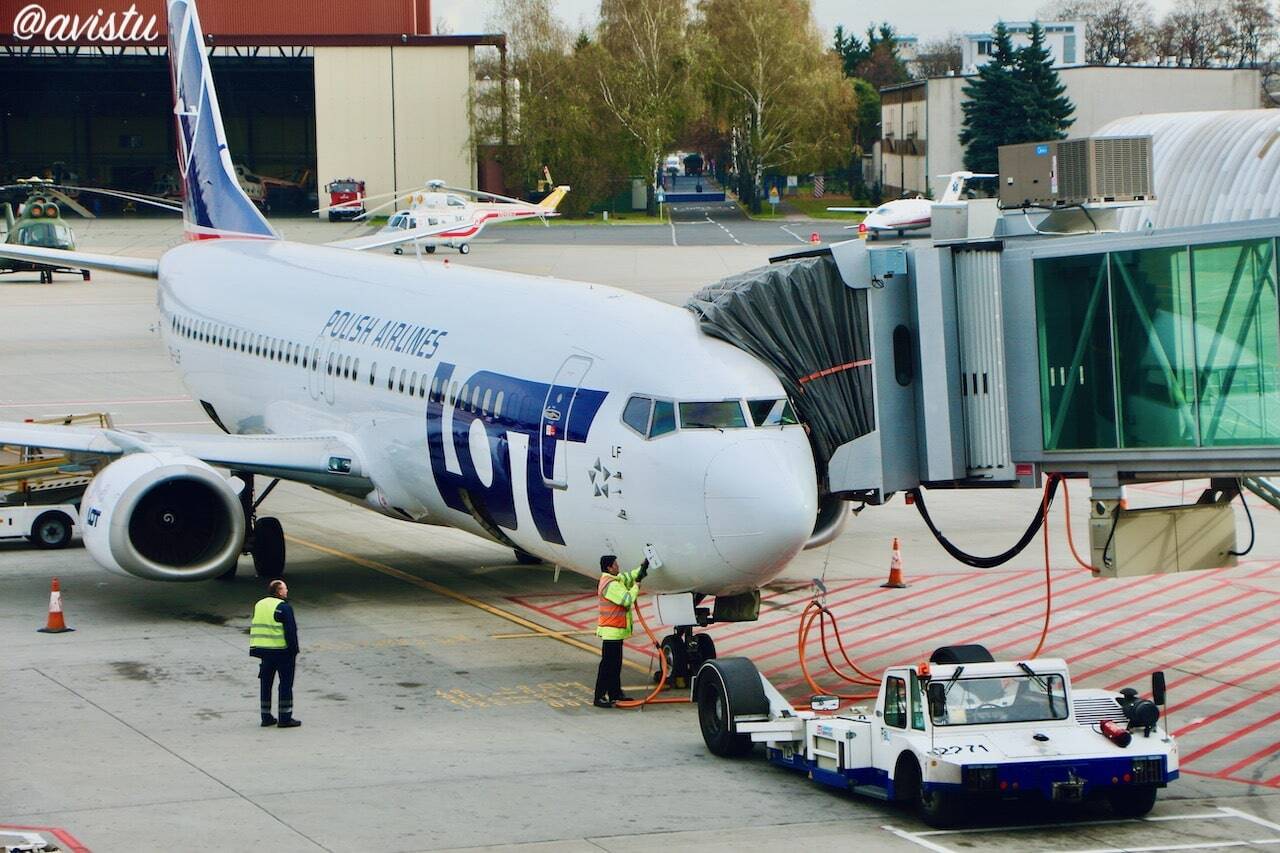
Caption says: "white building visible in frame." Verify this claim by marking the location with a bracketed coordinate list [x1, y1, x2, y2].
[878, 66, 1261, 198]
[962, 21, 1086, 73]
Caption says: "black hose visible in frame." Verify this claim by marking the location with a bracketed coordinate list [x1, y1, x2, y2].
[909, 477, 1060, 569]
[1229, 483, 1256, 557]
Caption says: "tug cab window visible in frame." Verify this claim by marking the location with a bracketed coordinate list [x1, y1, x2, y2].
[747, 398, 798, 427]
[679, 400, 747, 430]
[884, 676, 908, 728]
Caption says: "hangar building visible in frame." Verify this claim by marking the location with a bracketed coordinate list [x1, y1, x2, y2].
[0, 0, 502, 210]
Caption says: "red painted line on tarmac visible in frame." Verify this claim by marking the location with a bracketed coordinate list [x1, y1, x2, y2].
[717, 572, 987, 656]
[742, 570, 1038, 671]
[1105, 611, 1280, 693]
[1167, 659, 1280, 715]
[1217, 738, 1280, 778]
[1180, 767, 1280, 788]
[767, 570, 1102, 686]
[1068, 591, 1274, 682]
[1266, 770, 1280, 787]
[986, 571, 1211, 656]
[1166, 665, 1280, 739]
[1179, 707, 1280, 764]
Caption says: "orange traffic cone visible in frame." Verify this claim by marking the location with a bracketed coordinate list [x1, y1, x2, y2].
[37, 577, 74, 633]
[881, 538, 908, 589]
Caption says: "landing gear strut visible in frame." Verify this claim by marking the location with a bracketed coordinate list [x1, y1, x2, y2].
[222, 471, 287, 580]
[656, 625, 717, 689]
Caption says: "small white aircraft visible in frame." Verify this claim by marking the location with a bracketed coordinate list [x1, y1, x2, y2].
[0, 0, 820, 670]
[829, 172, 996, 240]
[324, 175, 570, 255]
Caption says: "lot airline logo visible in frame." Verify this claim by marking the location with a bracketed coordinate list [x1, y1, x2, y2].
[12, 3, 160, 42]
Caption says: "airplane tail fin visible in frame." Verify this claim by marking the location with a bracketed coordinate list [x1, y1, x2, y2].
[167, 0, 278, 240]
[537, 186, 571, 212]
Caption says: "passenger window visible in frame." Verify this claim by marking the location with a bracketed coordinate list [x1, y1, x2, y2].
[410, 371, 419, 394]
[399, 371, 406, 393]
[884, 676, 908, 728]
[430, 376, 440, 400]
[472, 385, 481, 410]
[387, 367, 396, 390]
[622, 396, 653, 436]
[303, 346, 309, 366]
[650, 400, 676, 437]
[679, 400, 747, 429]
[494, 390, 504, 418]
[482, 388, 492, 414]
[747, 398, 800, 427]
[352, 358, 360, 380]
[369, 362, 377, 385]
[460, 384, 470, 409]
[327, 353, 335, 375]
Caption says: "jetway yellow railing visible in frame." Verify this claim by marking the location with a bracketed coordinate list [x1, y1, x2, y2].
[0, 413, 113, 503]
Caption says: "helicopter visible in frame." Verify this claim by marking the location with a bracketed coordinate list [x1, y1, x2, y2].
[1, 178, 180, 283]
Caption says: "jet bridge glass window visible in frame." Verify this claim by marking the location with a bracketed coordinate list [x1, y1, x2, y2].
[747, 398, 798, 427]
[678, 400, 747, 430]
[1035, 239, 1280, 450]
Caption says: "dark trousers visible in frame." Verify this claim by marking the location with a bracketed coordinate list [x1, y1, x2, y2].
[258, 653, 297, 720]
[594, 639, 623, 702]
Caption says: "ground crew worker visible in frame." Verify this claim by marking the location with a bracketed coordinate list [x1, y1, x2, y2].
[593, 554, 648, 708]
[249, 578, 301, 728]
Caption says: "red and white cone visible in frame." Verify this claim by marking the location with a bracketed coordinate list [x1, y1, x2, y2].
[881, 537, 908, 589]
[37, 577, 74, 634]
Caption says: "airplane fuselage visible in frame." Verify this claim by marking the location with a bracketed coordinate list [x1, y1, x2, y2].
[156, 239, 818, 595]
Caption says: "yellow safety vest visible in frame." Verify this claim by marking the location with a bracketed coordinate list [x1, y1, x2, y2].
[596, 568, 641, 641]
[249, 597, 287, 650]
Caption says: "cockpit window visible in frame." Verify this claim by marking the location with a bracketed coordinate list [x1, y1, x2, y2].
[650, 400, 676, 437]
[747, 398, 799, 427]
[447, 195, 466, 207]
[622, 395, 652, 436]
[678, 401, 747, 430]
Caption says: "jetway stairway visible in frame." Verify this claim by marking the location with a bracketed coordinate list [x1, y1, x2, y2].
[687, 214, 1280, 578]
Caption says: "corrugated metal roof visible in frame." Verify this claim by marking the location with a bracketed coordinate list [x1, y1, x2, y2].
[1098, 109, 1280, 231]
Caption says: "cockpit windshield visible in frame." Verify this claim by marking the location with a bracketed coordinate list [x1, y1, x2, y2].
[747, 398, 798, 427]
[679, 401, 747, 430]
[388, 212, 416, 230]
[16, 222, 70, 248]
[928, 674, 1068, 726]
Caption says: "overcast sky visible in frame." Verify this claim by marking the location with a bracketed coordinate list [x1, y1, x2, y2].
[432, 0, 1183, 41]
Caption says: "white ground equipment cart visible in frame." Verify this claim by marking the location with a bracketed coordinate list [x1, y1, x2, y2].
[0, 503, 79, 548]
[693, 645, 1178, 827]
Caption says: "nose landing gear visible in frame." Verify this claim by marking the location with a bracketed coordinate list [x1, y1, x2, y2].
[656, 625, 717, 689]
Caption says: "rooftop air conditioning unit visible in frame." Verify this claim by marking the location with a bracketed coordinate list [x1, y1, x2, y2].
[997, 136, 1154, 208]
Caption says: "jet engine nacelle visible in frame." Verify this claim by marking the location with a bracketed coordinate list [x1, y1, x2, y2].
[81, 453, 245, 581]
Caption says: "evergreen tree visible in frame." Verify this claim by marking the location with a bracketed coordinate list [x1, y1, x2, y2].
[959, 23, 1021, 173]
[1015, 22, 1075, 142]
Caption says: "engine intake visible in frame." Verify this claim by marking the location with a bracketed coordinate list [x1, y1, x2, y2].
[82, 453, 245, 581]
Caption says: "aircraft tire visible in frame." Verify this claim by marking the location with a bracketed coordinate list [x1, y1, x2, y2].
[458, 243, 471, 255]
[693, 633, 717, 666]
[251, 517, 286, 578]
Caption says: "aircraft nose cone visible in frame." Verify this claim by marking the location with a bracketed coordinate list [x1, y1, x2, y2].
[704, 438, 817, 589]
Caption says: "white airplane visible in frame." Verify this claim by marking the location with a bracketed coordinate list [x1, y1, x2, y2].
[829, 171, 996, 239]
[0, 0, 819, 669]
[325, 176, 570, 255]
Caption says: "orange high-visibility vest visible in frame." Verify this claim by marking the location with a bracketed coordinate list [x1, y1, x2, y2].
[598, 573, 629, 629]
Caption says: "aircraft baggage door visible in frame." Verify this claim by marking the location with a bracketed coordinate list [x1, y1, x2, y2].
[540, 355, 592, 489]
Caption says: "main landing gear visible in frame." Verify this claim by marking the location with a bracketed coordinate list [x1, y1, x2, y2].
[219, 471, 286, 580]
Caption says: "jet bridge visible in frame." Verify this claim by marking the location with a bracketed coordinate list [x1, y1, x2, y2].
[686, 216, 1280, 577]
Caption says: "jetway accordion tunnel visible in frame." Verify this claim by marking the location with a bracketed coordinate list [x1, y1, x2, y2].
[686, 217, 1280, 578]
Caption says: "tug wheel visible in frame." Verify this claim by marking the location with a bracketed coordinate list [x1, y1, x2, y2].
[1108, 786, 1157, 818]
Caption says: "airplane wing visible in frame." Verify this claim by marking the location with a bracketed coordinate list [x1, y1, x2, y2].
[325, 218, 463, 252]
[826, 207, 873, 213]
[0, 421, 371, 490]
[0, 243, 159, 278]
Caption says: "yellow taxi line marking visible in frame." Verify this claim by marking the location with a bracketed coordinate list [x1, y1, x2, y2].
[491, 630, 600, 640]
[286, 534, 649, 672]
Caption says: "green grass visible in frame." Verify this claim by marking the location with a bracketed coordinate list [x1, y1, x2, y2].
[784, 195, 869, 220]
